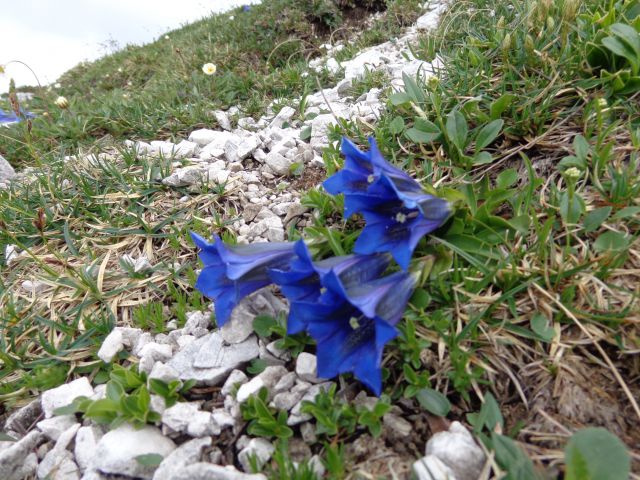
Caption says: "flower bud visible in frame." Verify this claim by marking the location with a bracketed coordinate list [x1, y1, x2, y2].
[501, 33, 512, 53]
[547, 16, 555, 30]
[55, 96, 69, 109]
[525, 35, 535, 54]
[564, 167, 581, 180]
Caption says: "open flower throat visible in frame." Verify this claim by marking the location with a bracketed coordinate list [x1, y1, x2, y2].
[192, 137, 450, 395]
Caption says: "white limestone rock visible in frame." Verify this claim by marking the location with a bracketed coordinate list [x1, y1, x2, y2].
[237, 438, 275, 472]
[41, 378, 94, 418]
[91, 424, 175, 479]
[153, 437, 212, 480]
[36, 415, 78, 442]
[97, 329, 124, 363]
[74, 426, 103, 472]
[425, 421, 486, 480]
[167, 463, 267, 480]
[295, 352, 322, 383]
[0, 431, 44, 480]
[167, 332, 259, 385]
[221, 369, 249, 396]
[214, 111, 233, 131]
[161, 402, 220, 437]
[412, 455, 458, 480]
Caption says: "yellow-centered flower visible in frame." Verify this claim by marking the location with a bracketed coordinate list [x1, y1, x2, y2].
[202, 63, 217, 75]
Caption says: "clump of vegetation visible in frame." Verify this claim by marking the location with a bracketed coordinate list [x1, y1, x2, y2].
[1, 0, 639, 477]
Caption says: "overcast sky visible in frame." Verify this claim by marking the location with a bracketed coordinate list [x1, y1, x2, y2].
[0, 0, 258, 93]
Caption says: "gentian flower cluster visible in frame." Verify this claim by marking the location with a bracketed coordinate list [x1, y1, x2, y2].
[192, 137, 450, 395]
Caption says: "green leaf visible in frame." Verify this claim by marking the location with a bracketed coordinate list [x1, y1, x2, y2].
[0, 432, 17, 442]
[135, 453, 164, 467]
[593, 230, 629, 253]
[246, 358, 268, 375]
[472, 151, 493, 165]
[602, 36, 639, 71]
[573, 135, 589, 161]
[253, 315, 277, 337]
[416, 388, 451, 417]
[565, 428, 630, 480]
[446, 110, 468, 150]
[558, 155, 586, 170]
[560, 192, 585, 224]
[389, 92, 412, 106]
[389, 116, 405, 135]
[476, 392, 503, 432]
[300, 125, 312, 141]
[610, 23, 640, 60]
[492, 433, 541, 479]
[612, 206, 640, 220]
[402, 72, 426, 104]
[490, 94, 515, 119]
[496, 168, 518, 189]
[583, 206, 611, 233]
[530, 313, 555, 342]
[475, 119, 504, 150]
[406, 118, 440, 144]
[106, 380, 125, 402]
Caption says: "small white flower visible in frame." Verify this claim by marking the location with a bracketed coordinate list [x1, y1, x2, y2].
[164, 35, 170, 40]
[127, 81, 133, 86]
[202, 63, 217, 75]
[55, 96, 69, 109]
[117, 67, 123, 73]
[229, 15, 234, 20]
[564, 167, 581, 180]
[54, 82, 61, 89]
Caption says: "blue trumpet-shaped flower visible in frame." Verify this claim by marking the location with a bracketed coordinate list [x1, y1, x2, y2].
[191, 232, 297, 327]
[323, 137, 450, 269]
[293, 268, 420, 395]
[0, 108, 36, 124]
[268, 240, 390, 334]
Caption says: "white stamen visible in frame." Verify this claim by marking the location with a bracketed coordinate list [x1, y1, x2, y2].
[349, 317, 360, 330]
[320, 287, 327, 295]
[395, 212, 407, 223]
[367, 174, 375, 184]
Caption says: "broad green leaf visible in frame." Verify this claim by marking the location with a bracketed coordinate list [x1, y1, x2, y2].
[389, 92, 412, 106]
[565, 428, 630, 480]
[402, 72, 426, 104]
[496, 168, 518, 189]
[558, 155, 587, 170]
[602, 36, 639, 71]
[593, 230, 629, 253]
[573, 135, 589, 161]
[416, 388, 451, 417]
[583, 206, 611, 233]
[472, 151, 493, 165]
[492, 433, 541, 479]
[446, 110, 468, 150]
[253, 315, 277, 337]
[476, 392, 503, 432]
[612, 206, 640, 220]
[559, 192, 585, 224]
[389, 116, 405, 135]
[135, 453, 164, 467]
[490, 94, 516, 119]
[300, 126, 312, 141]
[406, 127, 439, 144]
[610, 23, 640, 59]
[475, 119, 504, 150]
[530, 313, 555, 342]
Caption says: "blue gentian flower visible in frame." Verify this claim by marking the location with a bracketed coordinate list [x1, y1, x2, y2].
[323, 137, 450, 269]
[191, 232, 297, 326]
[293, 268, 420, 395]
[269, 240, 390, 334]
[0, 108, 36, 124]
[0, 109, 19, 124]
[242, 5, 251, 12]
